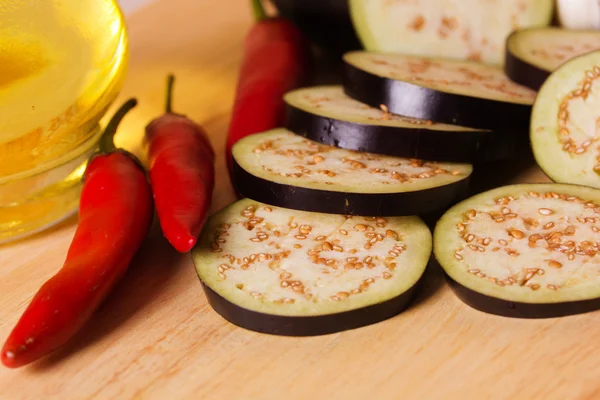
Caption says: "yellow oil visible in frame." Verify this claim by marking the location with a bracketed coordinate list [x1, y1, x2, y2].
[0, 0, 129, 242]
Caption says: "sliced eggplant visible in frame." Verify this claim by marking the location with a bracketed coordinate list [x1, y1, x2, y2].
[556, 0, 600, 30]
[348, 0, 554, 66]
[232, 128, 472, 216]
[506, 27, 600, 90]
[531, 50, 600, 189]
[434, 183, 600, 318]
[271, 0, 361, 54]
[343, 51, 537, 130]
[192, 198, 432, 335]
[284, 85, 520, 163]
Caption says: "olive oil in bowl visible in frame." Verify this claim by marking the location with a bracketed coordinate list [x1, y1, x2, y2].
[0, 0, 129, 242]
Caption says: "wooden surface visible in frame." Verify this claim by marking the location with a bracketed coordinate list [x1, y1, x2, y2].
[1, 0, 599, 399]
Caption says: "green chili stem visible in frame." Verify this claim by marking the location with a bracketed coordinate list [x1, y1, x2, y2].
[165, 74, 175, 114]
[252, 0, 267, 22]
[99, 98, 138, 154]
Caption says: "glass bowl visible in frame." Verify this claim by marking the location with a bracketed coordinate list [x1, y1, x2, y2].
[0, 0, 129, 243]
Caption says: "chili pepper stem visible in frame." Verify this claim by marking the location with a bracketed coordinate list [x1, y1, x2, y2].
[165, 74, 175, 114]
[252, 0, 268, 22]
[99, 98, 138, 154]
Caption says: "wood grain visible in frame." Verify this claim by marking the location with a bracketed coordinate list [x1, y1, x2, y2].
[0, 0, 599, 399]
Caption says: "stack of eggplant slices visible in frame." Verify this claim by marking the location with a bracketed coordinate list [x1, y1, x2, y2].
[193, 20, 600, 336]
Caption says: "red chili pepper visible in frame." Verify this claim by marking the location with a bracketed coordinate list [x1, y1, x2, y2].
[225, 0, 312, 178]
[1, 99, 153, 369]
[145, 75, 215, 253]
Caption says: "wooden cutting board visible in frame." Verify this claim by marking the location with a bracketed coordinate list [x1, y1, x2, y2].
[0, 0, 598, 399]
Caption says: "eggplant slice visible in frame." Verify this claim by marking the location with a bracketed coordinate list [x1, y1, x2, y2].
[343, 51, 537, 131]
[271, 0, 361, 54]
[192, 198, 432, 335]
[506, 27, 600, 90]
[531, 50, 600, 189]
[284, 85, 519, 163]
[434, 183, 600, 318]
[232, 129, 472, 216]
[348, 0, 554, 66]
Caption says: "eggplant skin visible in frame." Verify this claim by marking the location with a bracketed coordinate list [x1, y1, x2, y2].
[342, 62, 533, 131]
[285, 103, 522, 163]
[504, 46, 550, 91]
[232, 159, 471, 217]
[272, 0, 362, 54]
[199, 279, 421, 336]
[445, 274, 600, 319]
